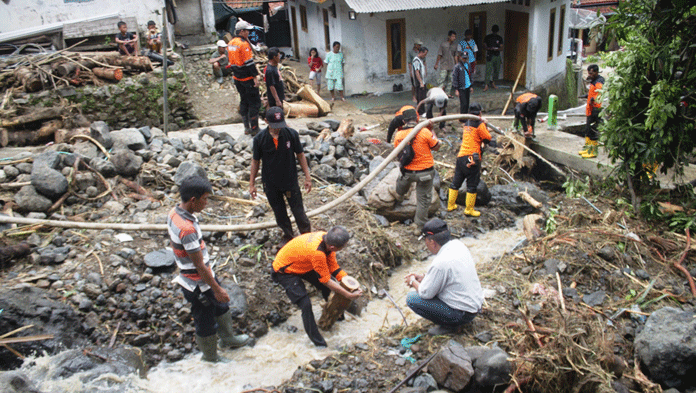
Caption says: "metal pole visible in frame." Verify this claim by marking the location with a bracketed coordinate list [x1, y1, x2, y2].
[162, 6, 169, 135]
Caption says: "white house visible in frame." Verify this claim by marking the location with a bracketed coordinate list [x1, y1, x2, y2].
[287, 0, 571, 96]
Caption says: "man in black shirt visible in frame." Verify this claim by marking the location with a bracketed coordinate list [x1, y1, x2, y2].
[249, 107, 312, 243]
[265, 47, 285, 109]
[483, 25, 504, 91]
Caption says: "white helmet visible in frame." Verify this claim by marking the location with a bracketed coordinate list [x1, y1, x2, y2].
[435, 97, 446, 108]
[235, 19, 254, 31]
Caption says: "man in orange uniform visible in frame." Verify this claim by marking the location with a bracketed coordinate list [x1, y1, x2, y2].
[513, 92, 542, 138]
[386, 105, 420, 143]
[579, 64, 604, 158]
[447, 103, 491, 216]
[228, 19, 261, 135]
[392, 115, 441, 235]
[272, 227, 363, 347]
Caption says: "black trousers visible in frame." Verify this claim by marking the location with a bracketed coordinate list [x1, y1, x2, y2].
[426, 101, 447, 129]
[458, 88, 471, 114]
[181, 278, 229, 337]
[514, 104, 536, 135]
[272, 271, 331, 346]
[450, 155, 481, 194]
[234, 79, 261, 133]
[264, 183, 311, 240]
[415, 83, 427, 114]
[585, 107, 602, 141]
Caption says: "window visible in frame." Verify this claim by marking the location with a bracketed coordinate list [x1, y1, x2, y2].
[299, 5, 307, 32]
[323, 8, 330, 51]
[558, 5, 565, 56]
[386, 19, 406, 74]
[548, 8, 556, 61]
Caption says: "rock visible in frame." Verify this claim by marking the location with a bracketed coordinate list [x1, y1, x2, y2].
[143, 249, 176, 269]
[413, 373, 438, 391]
[14, 185, 53, 212]
[0, 371, 42, 393]
[583, 290, 606, 307]
[635, 269, 650, 280]
[429, 340, 474, 391]
[32, 151, 62, 170]
[367, 167, 439, 221]
[110, 149, 143, 176]
[103, 201, 125, 214]
[488, 181, 548, 214]
[31, 167, 68, 199]
[72, 141, 99, 163]
[91, 158, 117, 178]
[320, 155, 336, 167]
[90, 121, 113, 149]
[336, 168, 354, 185]
[3, 165, 19, 179]
[454, 180, 491, 206]
[336, 157, 355, 169]
[635, 307, 696, 388]
[167, 349, 184, 362]
[16, 163, 33, 174]
[475, 331, 493, 343]
[138, 126, 152, 142]
[597, 246, 615, 261]
[543, 258, 567, 275]
[111, 128, 147, 151]
[465, 346, 512, 386]
[173, 161, 208, 185]
[312, 164, 338, 182]
[373, 214, 390, 227]
[82, 283, 101, 299]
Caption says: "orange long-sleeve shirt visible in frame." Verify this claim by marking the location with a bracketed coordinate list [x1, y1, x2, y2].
[228, 36, 258, 82]
[586, 76, 604, 116]
[457, 121, 491, 157]
[272, 232, 347, 284]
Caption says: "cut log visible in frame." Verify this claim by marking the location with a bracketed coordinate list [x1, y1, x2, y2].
[0, 242, 32, 265]
[1, 119, 61, 147]
[55, 62, 78, 77]
[297, 85, 331, 115]
[0, 107, 63, 129]
[14, 67, 43, 92]
[78, 52, 152, 71]
[285, 101, 319, 118]
[318, 275, 360, 330]
[336, 118, 354, 138]
[55, 127, 89, 144]
[518, 191, 543, 209]
[523, 213, 545, 242]
[92, 67, 123, 81]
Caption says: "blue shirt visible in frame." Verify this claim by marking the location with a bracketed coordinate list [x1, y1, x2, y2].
[459, 38, 477, 64]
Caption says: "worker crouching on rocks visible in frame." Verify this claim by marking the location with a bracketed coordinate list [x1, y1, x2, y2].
[514, 92, 542, 138]
[405, 219, 484, 335]
[386, 105, 420, 143]
[168, 176, 249, 363]
[448, 103, 491, 217]
[272, 226, 363, 347]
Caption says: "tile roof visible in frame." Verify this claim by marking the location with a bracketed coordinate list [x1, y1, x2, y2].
[335, 0, 507, 13]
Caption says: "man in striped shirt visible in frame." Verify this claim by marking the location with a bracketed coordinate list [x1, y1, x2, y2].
[168, 176, 249, 362]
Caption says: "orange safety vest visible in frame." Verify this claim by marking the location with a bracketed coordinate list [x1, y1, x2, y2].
[586, 76, 604, 116]
[516, 92, 538, 104]
[272, 232, 347, 284]
[228, 36, 257, 82]
[458, 122, 492, 157]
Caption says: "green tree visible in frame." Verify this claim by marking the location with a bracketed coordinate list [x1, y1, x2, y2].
[601, 0, 695, 202]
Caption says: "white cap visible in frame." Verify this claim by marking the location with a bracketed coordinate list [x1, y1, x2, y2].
[235, 19, 255, 31]
[216, 40, 227, 47]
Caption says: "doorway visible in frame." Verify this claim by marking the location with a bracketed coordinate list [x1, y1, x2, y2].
[504, 10, 529, 84]
[469, 12, 486, 64]
[290, 6, 299, 59]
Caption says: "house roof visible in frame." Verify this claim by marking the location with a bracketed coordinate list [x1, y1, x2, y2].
[309, 0, 507, 13]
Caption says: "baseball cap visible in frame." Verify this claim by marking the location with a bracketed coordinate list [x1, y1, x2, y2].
[401, 108, 418, 122]
[418, 218, 449, 240]
[469, 103, 482, 115]
[235, 19, 255, 31]
[435, 97, 446, 108]
[414, 39, 424, 46]
[216, 40, 227, 47]
[265, 106, 287, 128]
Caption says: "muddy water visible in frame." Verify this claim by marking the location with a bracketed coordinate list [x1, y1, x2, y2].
[21, 221, 524, 393]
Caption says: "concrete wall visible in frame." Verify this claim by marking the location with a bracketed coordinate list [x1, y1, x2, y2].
[289, 0, 568, 96]
[528, 0, 572, 89]
[0, 0, 214, 39]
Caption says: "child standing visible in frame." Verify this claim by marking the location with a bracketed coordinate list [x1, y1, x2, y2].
[307, 47, 323, 93]
[265, 47, 285, 109]
[325, 41, 345, 102]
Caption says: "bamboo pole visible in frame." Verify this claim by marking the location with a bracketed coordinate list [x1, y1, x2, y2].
[501, 62, 526, 115]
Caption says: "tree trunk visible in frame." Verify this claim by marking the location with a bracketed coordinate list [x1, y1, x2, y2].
[80, 53, 152, 71]
[14, 66, 43, 92]
[285, 101, 319, 118]
[92, 67, 123, 81]
[0, 119, 61, 147]
[55, 62, 78, 77]
[318, 276, 360, 330]
[297, 85, 331, 115]
[0, 107, 63, 129]
[337, 118, 355, 138]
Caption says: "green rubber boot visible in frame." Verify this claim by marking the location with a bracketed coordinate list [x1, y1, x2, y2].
[216, 311, 250, 349]
[196, 334, 229, 363]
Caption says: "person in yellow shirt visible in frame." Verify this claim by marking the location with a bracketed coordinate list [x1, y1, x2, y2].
[272, 227, 363, 347]
[447, 103, 491, 216]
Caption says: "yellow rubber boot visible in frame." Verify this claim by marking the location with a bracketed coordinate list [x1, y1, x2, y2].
[581, 140, 598, 158]
[578, 137, 590, 155]
[463, 193, 481, 217]
[447, 188, 459, 212]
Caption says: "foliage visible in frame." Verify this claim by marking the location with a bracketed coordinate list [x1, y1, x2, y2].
[601, 0, 696, 184]
[562, 176, 590, 198]
[545, 208, 559, 234]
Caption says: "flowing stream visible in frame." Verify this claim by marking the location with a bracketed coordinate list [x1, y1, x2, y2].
[17, 221, 524, 393]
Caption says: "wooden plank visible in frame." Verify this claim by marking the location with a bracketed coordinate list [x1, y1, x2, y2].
[63, 17, 139, 39]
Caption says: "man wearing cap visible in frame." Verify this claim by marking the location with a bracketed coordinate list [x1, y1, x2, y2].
[409, 39, 424, 103]
[448, 103, 491, 216]
[209, 40, 231, 84]
[452, 51, 473, 115]
[272, 226, 363, 347]
[513, 92, 542, 138]
[249, 107, 312, 244]
[391, 114, 441, 236]
[229, 19, 261, 135]
[405, 218, 484, 335]
[386, 105, 420, 143]
[416, 86, 449, 130]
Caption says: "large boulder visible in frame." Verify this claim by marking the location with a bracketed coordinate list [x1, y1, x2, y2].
[173, 161, 208, 185]
[110, 128, 147, 151]
[91, 158, 117, 178]
[488, 181, 548, 214]
[143, 249, 176, 269]
[429, 340, 474, 391]
[14, 185, 53, 212]
[361, 157, 397, 198]
[30, 168, 68, 200]
[367, 167, 439, 221]
[89, 121, 113, 149]
[32, 151, 62, 171]
[224, 282, 248, 318]
[635, 307, 696, 389]
[110, 149, 143, 177]
[465, 346, 513, 387]
[453, 180, 491, 206]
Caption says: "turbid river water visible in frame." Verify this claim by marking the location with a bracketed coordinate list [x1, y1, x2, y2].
[16, 221, 524, 393]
